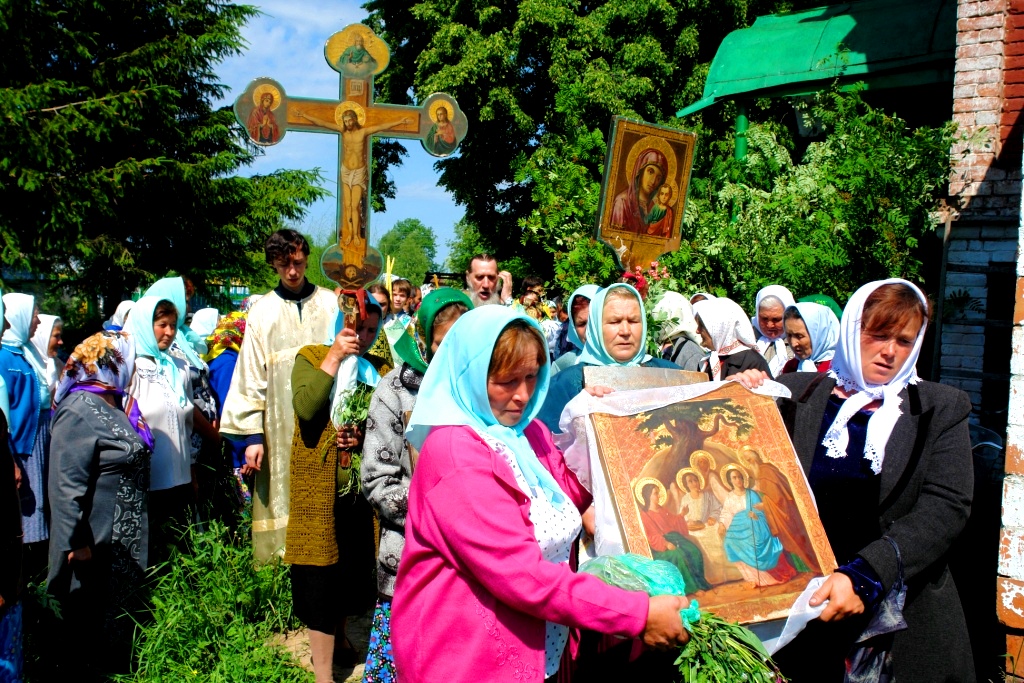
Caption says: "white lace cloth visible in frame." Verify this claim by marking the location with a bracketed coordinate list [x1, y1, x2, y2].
[471, 428, 582, 677]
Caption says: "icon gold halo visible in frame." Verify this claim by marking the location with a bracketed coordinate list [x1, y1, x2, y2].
[335, 101, 367, 127]
[252, 84, 282, 110]
[429, 99, 453, 123]
[623, 135, 678, 190]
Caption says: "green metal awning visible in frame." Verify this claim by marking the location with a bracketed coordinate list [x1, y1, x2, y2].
[677, 0, 955, 117]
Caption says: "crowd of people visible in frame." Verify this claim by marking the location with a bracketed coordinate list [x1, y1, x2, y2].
[0, 228, 974, 683]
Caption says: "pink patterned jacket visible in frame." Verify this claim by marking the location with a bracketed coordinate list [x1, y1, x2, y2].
[392, 422, 648, 682]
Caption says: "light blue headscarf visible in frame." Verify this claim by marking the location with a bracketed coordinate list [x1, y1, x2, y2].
[788, 302, 840, 372]
[143, 277, 207, 367]
[566, 284, 600, 351]
[577, 283, 651, 367]
[2, 293, 49, 406]
[406, 305, 566, 505]
[125, 296, 189, 407]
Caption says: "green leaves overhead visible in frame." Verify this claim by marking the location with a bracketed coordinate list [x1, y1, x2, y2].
[0, 0, 326, 309]
[376, 217, 440, 286]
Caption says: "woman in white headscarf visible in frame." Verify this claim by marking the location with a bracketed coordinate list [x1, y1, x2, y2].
[189, 308, 220, 340]
[751, 285, 796, 377]
[103, 300, 135, 332]
[30, 314, 62, 395]
[692, 297, 771, 381]
[739, 280, 974, 682]
[0, 293, 48, 546]
[779, 302, 839, 374]
[652, 291, 703, 371]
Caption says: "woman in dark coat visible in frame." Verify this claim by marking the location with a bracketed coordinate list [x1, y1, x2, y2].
[47, 332, 153, 675]
[739, 279, 974, 682]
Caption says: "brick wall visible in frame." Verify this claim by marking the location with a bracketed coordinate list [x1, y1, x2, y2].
[946, 0, 1020, 431]
[951, 1, 1024, 677]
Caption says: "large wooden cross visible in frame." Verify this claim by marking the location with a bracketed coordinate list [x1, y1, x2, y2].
[234, 24, 467, 289]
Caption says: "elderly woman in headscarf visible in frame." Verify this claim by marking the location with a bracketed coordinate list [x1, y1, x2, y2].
[30, 314, 62, 396]
[652, 291, 703, 371]
[124, 296, 195, 562]
[361, 287, 472, 680]
[780, 302, 840, 374]
[144, 278, 220, 512]
[692, 297, 772, 381]
[284, 293, 384, 680]
[0, 293, 49, 553]
[611, 148, 668, 234]
[392, 305, 689, 682]
[751, 285, 797, 377]
[551, 284, 599, 374]
[538, 283, 679, 434]
[736, 280, 974, 682]
[47, 332, 153, 675]
[103, 300, 135, 332]
[203, 312, 249, 499]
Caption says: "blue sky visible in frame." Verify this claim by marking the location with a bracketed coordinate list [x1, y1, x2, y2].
[215, 0, 464, 265]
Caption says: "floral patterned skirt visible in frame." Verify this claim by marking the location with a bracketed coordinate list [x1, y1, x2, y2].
[362, 599, 396, 682]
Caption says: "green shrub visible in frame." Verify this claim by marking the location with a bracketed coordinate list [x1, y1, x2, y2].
[123, 519, 311, 683]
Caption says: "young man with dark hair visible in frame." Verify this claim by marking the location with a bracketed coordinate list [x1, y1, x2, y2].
[220, 228, 339, 560]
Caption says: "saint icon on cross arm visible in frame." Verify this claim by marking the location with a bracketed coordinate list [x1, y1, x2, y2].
[247, 84, 282, 145]
[424, 101, 458, 157]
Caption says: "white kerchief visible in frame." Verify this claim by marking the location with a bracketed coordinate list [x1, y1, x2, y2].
[693, 298, 757, 381]
[789, 302, 839, 372]
[824, 279, 927, 474]
[751, 285, 796, 377]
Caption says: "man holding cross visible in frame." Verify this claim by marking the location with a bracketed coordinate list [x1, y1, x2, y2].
[220, 230, 338, 561]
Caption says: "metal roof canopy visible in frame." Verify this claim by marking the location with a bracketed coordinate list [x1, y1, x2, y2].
[677, 0, 955, 117]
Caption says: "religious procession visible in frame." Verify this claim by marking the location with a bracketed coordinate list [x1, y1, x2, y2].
[2, 0, 1021, 682]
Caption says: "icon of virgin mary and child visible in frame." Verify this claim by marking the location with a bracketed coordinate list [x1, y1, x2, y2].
[610, 146, 676, 238]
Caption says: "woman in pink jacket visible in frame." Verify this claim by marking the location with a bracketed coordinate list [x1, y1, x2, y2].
[392, 305, 689, 682]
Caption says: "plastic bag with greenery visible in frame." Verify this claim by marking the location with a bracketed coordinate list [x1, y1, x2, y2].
[581, 554, 786, 683]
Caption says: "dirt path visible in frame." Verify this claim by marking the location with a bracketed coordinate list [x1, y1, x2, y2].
[276, 611, 373, 682]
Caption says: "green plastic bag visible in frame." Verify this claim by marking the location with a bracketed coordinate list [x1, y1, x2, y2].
[580, 553, 688, 597]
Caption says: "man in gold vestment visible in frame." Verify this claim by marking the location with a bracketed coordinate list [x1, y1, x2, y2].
[220, 230, 338, 560]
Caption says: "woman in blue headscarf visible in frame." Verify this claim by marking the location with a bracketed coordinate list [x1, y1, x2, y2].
[0, 293, 47, 550]
[551, 283, 600, 374]
[392, 305, 689, 682]
[144, 277, 221, 516]
[780, 302, 840, 374]
[538, 283, 679, 433]
[124, 296, 195, 563]
[284, 293, 384, 679]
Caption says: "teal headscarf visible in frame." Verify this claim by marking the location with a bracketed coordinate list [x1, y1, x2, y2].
[576, 283, 651, 367]
[798, 293, 843, 321]
[143, 277, 206, 367]
[125, 296, 189, 406]
[406, 305, 566, 505]
[566, 284, 600, 351]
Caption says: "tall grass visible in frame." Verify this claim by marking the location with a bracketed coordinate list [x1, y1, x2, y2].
[122, 518, 312, 683]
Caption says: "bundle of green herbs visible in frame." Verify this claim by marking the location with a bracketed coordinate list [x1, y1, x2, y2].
[581, 554, 786, 683]
[328, 383, 373, 495]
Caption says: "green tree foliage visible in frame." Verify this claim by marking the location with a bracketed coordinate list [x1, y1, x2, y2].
[444, 218, 492, 273]
[365, 0, 822, 288]
[0, 0, 327, 313]
[376, 218, 439, 285]
[672, 89, 957, 310]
